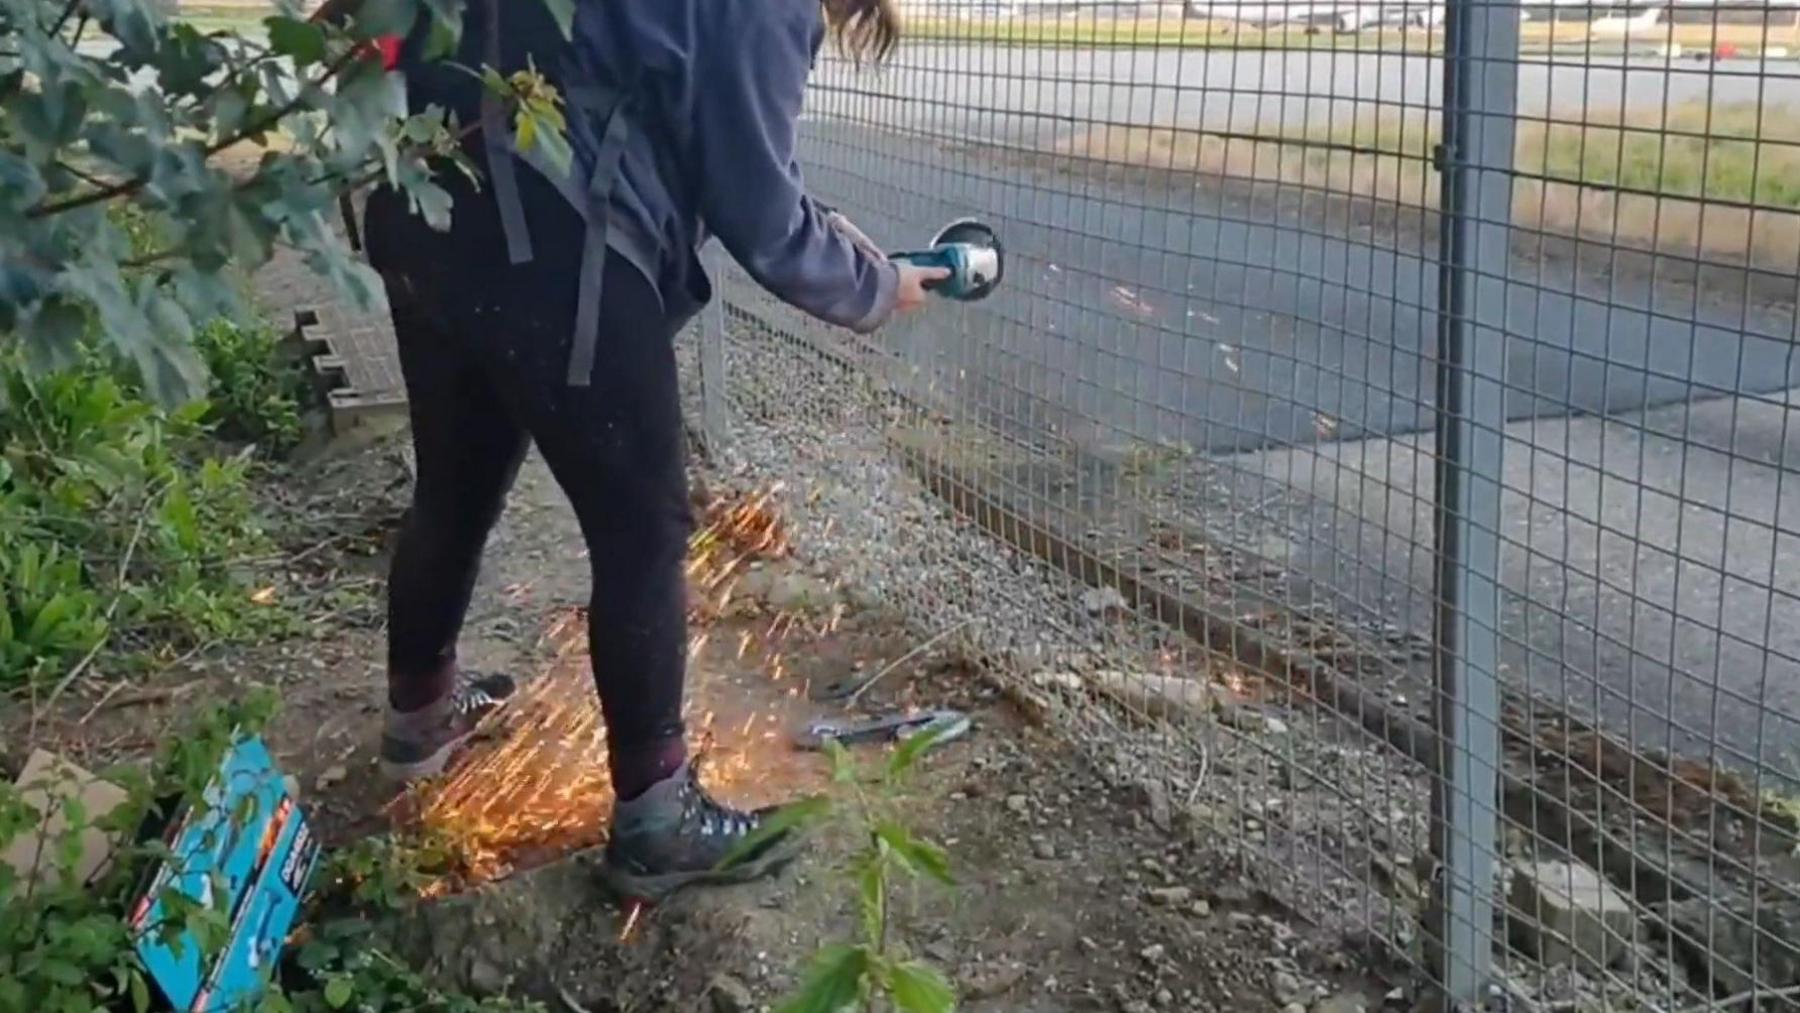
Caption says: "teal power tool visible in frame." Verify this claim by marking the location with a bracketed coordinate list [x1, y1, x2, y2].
[890, 219, 1005, 301]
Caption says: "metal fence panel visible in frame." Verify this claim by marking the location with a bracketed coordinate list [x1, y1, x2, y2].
[675, 2, 1800, 1007]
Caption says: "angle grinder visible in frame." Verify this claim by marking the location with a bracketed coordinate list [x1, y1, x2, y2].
[890, 218, 1005, 302]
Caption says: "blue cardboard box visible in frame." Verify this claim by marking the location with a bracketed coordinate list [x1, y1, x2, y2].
[128, 735, 321, 1012]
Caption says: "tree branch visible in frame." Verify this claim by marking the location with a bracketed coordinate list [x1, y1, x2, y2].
[26, 48, 363, 220]
[49, 0, 82, 37]
[57, 159, 125, 191]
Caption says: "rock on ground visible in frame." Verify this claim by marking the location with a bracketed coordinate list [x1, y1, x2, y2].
[1507, 859, 1636, 974]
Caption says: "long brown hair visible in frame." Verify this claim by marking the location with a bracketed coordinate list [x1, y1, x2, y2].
[823, 0, 902, 64]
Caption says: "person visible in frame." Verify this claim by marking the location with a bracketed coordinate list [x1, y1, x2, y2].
[357, 0, 947, 903]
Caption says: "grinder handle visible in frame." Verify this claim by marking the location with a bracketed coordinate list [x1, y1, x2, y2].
[891, 249, 954, 291]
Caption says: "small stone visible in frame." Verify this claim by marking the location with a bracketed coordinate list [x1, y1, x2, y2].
[1190, 900, 1213, 917]
[1155, 989, 1174, 1006]
[1081, 586, 1128, 615]
[1032, 837, 1057, 861]
[1211, 882, 1252, 906]
[1146, 886, 1193, 906]
[1281, 1005, 1307, 1013]
[1507, 860, 1635, 973]
[1095, 673, 1213, 725]
[768, 572, 832, 611]
[1140, 943, 1166, 964]
[1273, 971, 1304, 1002]
[1005, 794, 1029, 815]
[314, 765, 348, 790]
[960, 962, 1026, 999]
[706, 974, 754, 1013]
[1311, 994, 1367, 1013]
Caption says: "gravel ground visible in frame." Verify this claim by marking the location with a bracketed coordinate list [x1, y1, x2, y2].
[686, 268, 1789, 1012]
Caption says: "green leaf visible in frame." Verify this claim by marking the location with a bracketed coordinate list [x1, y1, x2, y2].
[419, 0, 466, 59]
[714, 794, 828, 872]
[773, 944, 870, 1013]
[422, 14, 460, 62]
[129, 970, 150, 1013]
[886, 961, 956, 1013]
[323, 974, 354, 1008]
[265, 17, 328, 67]
[540, 0, 576, 40]
[18, 298, 89, 375]
[0, 152, 47, 211]
[874, 822, 953, 886]
[824, 737, 856, 784]
[887, 722, 952, 781]
[404, 178, 454, 231]
[355, 0, 422, 38]
[856, 852, 884, 946]
[42, 958, 85, 986]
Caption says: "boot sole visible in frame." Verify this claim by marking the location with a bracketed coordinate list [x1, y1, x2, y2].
[377, 730, 473, 784]
[598, 838, 803, 904]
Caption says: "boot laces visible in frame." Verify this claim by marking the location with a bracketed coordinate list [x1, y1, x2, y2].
[678, 759, 761, 840]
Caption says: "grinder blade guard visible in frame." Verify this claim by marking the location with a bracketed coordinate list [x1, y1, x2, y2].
[931, 218, 1004, 301]
[891, 218, 1006, 302]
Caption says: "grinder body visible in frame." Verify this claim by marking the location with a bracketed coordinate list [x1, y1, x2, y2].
[890, 219, 1005, 302]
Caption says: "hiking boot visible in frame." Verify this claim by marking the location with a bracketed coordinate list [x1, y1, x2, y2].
[600, 761, 802, 902]
[379, 672, 517, 782]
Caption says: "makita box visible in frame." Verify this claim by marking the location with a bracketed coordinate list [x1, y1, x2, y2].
[129, 735, 321, 1012]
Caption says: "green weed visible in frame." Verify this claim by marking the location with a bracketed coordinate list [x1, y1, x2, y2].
[192, 317, 310, 456]
[730, 729, 960, 1013]
[0, 357, 284, 689]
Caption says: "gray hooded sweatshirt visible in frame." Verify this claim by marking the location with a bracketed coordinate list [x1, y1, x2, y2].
[563, 0, 900, 333]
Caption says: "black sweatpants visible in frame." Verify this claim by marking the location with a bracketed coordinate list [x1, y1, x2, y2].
[363, 164, 695, 764]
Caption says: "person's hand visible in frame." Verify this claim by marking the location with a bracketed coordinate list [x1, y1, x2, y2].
[896, 262, 951, 315]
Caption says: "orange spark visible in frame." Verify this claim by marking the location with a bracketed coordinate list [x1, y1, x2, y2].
[402, 485, 796, 892]
[620, 902, 645, 943]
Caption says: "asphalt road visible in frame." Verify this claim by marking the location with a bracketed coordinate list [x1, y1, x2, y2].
[793, 55, 1800, 779]
[801, 118, 1798, 454]
[813, 42, 1800, 142]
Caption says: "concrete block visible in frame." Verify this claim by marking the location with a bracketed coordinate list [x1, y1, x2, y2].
[1508, 859, 1635, 973]
[1091, 671, 1215, 723]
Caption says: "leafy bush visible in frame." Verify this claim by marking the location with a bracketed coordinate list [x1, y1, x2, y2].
[0, 357, 278, 688]
[0, 692, 542, 1013]
[193, 317, 310, 455]
[0, 0, 572, 406]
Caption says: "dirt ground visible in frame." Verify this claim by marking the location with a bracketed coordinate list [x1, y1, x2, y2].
[3, 406, 1400, 1011]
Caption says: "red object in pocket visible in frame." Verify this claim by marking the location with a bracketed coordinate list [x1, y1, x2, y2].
[376, 35, 402, 69]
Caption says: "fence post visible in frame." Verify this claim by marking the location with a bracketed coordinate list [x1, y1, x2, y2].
[1431, 0, 1517, 1002]
[697, 246, 731, 454]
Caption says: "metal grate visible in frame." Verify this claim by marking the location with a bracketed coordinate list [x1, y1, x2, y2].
[678, 2, 1800, 1007]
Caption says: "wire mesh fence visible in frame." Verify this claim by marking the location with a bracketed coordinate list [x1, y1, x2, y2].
[676, 1, 1800, 1008]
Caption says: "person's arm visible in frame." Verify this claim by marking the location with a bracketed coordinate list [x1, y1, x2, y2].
[693, 0, 916, 333]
